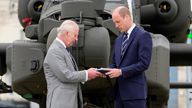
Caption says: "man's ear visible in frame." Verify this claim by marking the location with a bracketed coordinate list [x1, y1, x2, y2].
[125, 14, 130, 20]
[64, 31, 70, 37]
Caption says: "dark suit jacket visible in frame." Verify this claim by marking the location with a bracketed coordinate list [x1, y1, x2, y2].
[110, 26, 152, 100]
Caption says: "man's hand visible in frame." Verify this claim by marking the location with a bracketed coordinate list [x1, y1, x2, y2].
[87, 68, 102, 80]
[105, 68, 122, 78]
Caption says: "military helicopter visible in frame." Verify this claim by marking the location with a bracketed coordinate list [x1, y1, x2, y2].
[0, 0, 191, 108]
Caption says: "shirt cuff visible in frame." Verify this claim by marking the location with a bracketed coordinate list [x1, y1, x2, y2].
[120, 69, 122, 76]
[81, 70, 88, 84]
[85, 70, 88, 81]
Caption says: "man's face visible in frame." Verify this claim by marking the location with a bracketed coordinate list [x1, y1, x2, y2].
[112, 12, 129, 32]
[68, 30, 79, 47]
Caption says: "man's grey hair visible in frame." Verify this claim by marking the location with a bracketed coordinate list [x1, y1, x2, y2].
[57, 20, 79, 36]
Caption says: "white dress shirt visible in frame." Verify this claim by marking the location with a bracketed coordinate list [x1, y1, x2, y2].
[125, 23, 136, 39]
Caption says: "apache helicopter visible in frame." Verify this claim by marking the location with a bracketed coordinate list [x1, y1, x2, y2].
[0, 0, 192, 108]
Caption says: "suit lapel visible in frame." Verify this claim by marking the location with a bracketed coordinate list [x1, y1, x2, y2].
[69, 52, 78, 71]
[116, 33, 124, 65]
[55, 40, 77, 70]
[120, 27, 138, 62]
[66, 51, 78, 71]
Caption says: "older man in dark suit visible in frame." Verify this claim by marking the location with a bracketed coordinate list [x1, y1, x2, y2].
[43, 20, 101, 108]
[106, 6, 152, 108]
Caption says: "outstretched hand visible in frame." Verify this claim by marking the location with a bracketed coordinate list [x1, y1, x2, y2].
[87, 68, 102, 80]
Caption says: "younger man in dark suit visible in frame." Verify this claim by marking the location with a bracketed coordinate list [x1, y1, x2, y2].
[106, 6, 152, 108]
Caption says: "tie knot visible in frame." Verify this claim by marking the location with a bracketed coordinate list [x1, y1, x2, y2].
[124, 32, 128, 36]
[123, 32, 128, 41]
[66, 47, 72, 52]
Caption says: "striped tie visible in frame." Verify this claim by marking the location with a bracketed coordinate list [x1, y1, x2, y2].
[121, 33, 128, 57]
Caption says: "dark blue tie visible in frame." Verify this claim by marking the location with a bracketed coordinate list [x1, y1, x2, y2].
[66, 48, 78, 70]
[121, 32, 128, 57]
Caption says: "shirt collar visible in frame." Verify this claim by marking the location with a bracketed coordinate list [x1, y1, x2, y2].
[56, 37, 66, 48]
[126, 23, 136, 37]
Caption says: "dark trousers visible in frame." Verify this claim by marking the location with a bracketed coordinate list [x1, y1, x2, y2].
[115, 91, 146, 108]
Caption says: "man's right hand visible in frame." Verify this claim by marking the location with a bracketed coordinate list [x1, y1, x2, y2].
[87, 68, 102, 80]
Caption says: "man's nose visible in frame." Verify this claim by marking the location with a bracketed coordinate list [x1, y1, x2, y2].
[75, 37, 78, 41]
[115, 24, 119, 28]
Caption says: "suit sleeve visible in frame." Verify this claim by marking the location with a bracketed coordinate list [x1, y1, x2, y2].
[122, 32, 152, 78]
[109, 48, 117, 68]
[45, 48, 86, 83]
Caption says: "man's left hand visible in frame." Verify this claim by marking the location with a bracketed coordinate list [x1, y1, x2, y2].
[105, 68, 122, 78]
